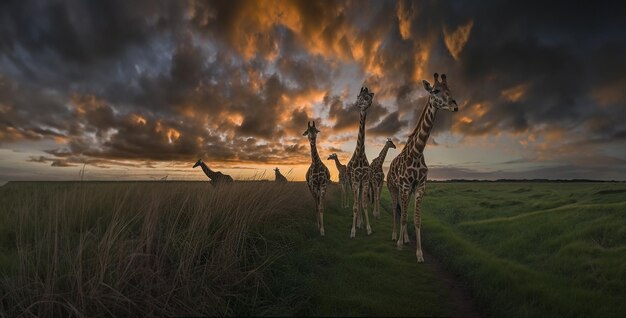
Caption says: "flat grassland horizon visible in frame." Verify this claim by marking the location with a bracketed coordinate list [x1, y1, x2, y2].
[1, 181, 625, 317]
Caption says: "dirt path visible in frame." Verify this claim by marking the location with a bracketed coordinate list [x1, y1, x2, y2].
[421, 248, 481, 318]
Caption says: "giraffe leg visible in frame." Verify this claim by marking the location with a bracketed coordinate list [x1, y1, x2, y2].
[340, 183, 345, 208]
[315, 197, 320, 229]
[350, 184, 359, 238]
[362, 181, 372, 235]
[396, 190, 410, 250]
[389, 182, 399, 240]
[347, 183, 352, 209]
[319, 188, 326, 236]
[373, 184, 382, 219]
[414, 184, 425, 262]
[356, 184, 363, 229]
[371, 181, 378, 219]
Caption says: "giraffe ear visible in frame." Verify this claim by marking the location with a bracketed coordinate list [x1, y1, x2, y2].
[423, 80, 433, 92]
[302, 130, 308, 136]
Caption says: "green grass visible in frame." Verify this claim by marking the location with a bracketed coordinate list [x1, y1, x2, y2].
[0, 181, 314, 316]
[2, 181, 626, 317]
[421, 182, 626, 318]
[273, 185, 454, 316]
[0, 181, 456, 317]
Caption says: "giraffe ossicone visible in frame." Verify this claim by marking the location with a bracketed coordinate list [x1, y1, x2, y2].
[387, 73, 459, 263]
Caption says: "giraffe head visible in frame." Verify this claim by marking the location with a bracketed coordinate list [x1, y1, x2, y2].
[327, 153, 338, 160]
[193, 159, 203, 168]
[385, 137, 397, 149]
[355, 86, 374, 113]
[423, 73, 458, 112]
[274, 167, 280, 173]
[302, 121, 320, 141]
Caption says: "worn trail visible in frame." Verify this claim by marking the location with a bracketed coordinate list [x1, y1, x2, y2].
[296, 187, 480, 317]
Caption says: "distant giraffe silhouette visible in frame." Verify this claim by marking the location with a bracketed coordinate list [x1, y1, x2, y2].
[369, 138, 396, 219]
[327, 153, 350, 208]
[193, 159, 233, 186]
[347, 86, 374, 238]
[387, 73, 459, 263]
[303, 121, 330, 236]
[274, 167, 288, 182]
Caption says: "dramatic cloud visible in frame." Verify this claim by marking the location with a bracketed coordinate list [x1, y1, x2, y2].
[0, 0, 625, 180]
[443, 19, 473, 60]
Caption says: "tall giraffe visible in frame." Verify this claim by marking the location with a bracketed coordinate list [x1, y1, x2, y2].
[274, 167, 288, 182]
[387, 73, 459, 262]
[327, 153, 349, 208]
[347, 86, 375, 238]
[369, 138, 396, 219]
[303, 121, 331, 236]
[193, 159, 234, 186]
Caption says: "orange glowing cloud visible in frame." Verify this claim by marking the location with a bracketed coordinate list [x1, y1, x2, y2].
[501, 84, 529, 102]
[590, 80, 626, 107]
[443, 20, 474, 60]
[132, 114, 147, 125]
[167, 128, 181, 143]
[412, 48, 431, 83]
[70, 93, 103, 115]
[397, 0, 415, 40]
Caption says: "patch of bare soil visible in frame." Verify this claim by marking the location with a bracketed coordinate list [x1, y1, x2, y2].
[420, 248, 481, 318]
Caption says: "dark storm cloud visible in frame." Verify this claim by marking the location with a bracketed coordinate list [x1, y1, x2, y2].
[369, 111, 407, 137]
[0, 0, 181, 63]
[447, 0, 626, 140]
[326, 94, 389, 133]
[1, 0, 625, 179]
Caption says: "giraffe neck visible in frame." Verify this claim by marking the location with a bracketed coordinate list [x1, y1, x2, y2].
[354, 111, 367, 157]
[200, 162, 218, 179]
[332, 157, 344, 170]
[309, 139, 322, 163]
[405, 97, 438, 156]
[376, 144, 391, 164]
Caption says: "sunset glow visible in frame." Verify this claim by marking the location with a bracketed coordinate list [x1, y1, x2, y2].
[0, 0, 625, 182]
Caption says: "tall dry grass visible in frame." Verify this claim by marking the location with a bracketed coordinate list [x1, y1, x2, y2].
[0, 181, 312, 317]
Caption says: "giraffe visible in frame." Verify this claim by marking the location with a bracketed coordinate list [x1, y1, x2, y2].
[193, 159, 234, 186]
[369, 138, 396, 219]
[274, 167, 288, 182]
[303, 121, 331, 236]
[347, 86, 375, 238]
[327, 153, 350, 208]
[387, 73, 459, 262]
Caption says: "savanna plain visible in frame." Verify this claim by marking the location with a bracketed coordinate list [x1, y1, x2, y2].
[1, 181, 625, 317]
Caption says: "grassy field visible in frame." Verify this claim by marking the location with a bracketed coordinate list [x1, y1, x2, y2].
[420, 182, 626, 318]
[1, 181, 625, 317]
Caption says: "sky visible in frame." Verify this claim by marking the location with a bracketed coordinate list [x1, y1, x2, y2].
[1, 0, 626, 182]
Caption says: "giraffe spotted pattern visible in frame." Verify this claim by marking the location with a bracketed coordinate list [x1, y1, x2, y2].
[370, 138, 396, 219]
[347, 86, 375, 238]
[387, 73, 459, 263]
[303, 121, 330, 236]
